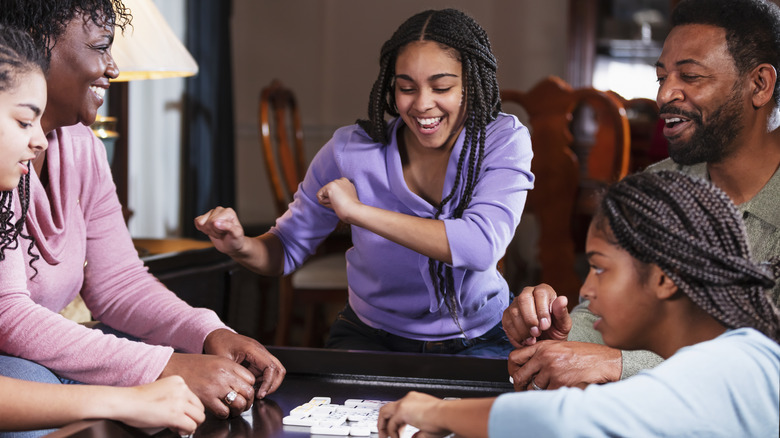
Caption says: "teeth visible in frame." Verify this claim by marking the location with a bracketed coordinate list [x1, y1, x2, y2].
[417, 117, 441, 126]
[90, 86, 105, 99]
[665, 117, 685, 123]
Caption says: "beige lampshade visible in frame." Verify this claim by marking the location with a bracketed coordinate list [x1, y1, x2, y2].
[111, 0, 199, 81]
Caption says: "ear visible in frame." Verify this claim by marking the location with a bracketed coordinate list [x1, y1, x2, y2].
[749, 63, 777, 109]
[649, 265, 679, 300]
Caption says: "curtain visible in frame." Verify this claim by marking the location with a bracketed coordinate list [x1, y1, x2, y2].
[182, 0, 235, 238]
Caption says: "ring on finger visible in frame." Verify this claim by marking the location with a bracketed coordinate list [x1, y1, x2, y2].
[531, 378, 544, 391]
[224, 389, 238, 405]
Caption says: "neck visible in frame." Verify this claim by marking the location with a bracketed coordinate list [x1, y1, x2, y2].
[650, 298, 727, 359]
[707, 108, 780, 204]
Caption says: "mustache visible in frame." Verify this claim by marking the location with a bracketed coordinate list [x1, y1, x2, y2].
[658, 104, 701, 124]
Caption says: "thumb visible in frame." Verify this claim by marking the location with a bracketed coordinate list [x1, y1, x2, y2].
[550, 296, 572, 337]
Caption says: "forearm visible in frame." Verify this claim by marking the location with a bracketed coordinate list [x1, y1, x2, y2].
[431, 398, 493, 438]
[230, 232, 286, 276]
[0, 377, 125, 430]
[346, 204, 451, 263]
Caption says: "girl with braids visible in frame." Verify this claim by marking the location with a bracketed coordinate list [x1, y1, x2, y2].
[378, 171, 780, 438]
[197, 9, 533, 357]
[0, 0, 285, 426]
[0, 24, 203, 436]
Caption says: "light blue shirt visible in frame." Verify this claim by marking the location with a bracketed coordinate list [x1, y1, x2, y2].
[490, 329, 780, 437]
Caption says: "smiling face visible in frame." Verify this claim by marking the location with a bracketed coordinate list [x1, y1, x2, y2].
[655, 24, 748, 165]
[394, 40, 467, 152]
[0, 69, 48, 191]
[580, 221, 663, 352]
[43, 10, 118, 133]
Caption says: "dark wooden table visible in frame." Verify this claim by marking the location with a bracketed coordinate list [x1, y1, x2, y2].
[47, 346, 513, 437]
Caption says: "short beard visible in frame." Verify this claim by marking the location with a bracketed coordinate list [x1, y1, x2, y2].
[663, 86, 743, 166]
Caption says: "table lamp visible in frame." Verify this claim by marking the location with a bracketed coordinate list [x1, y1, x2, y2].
[91, 0, 199, 223]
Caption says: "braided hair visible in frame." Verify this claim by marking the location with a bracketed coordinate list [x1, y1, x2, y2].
[0, 25, 48, 272]
[0, 0, 132, 63]
[357, 9, 501, 334]
[595, 171, 780, 343]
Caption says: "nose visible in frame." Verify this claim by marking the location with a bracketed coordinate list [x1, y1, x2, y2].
[105, 51, 120, 80]
[579, 272, 596, 302]
[413, 88, 436, 113]
[656, 75, 684, 108]
[30, 123, 48, 153]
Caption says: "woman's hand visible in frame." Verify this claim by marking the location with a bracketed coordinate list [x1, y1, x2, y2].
[158, 352, 258, 419]
[501, 284, 571, 348]
[317, 178, 362, 223]
[378, 392, 452, 438]
[114, 376, 205, 436]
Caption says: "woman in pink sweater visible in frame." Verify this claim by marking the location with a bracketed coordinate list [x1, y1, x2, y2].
[0, 24, 204, 436]
[0, 0, 284, 429]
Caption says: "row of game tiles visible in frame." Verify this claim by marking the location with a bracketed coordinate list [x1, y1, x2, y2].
[282, 397, 417, 436]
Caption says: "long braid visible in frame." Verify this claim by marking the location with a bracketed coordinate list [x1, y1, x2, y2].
[0, 25, 46, 274]
[358, 9, 501, 334]
[597, 171, 780, 343]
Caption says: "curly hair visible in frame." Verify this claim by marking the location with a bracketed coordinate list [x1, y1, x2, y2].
[595, 171, 780, 343]
[0, 25, 47, 272]
[671, 0, 780, 106]
[357, 8, 501, 333]
[0, 0, 132, 62]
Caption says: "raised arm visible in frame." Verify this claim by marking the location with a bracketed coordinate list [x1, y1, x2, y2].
[194, 206, 286, 276]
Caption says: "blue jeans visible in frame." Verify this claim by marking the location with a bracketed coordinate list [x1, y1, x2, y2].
[325, 304, 514, 359]
[0, 355, 62, 437]
[0, 324, 129, 437]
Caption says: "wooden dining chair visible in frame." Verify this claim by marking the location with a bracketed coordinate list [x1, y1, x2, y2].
[500, 76, 631, 308]
[258, 79, 349, 347]
[608, 92, 666, 172]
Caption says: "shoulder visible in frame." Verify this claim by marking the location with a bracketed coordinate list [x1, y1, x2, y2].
[669, 328, 780, 373]
[644, 158, 707, 178]
[482, 113, 532, 158]
[330, 123, 383, 152]
[51, 124, 108, 161]
[486, 112, 529, 136]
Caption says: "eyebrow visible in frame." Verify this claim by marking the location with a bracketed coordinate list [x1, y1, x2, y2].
[395, 73, 459, 82]
[655, 58, 705, 69]
[17, 103, 42, 117]
[585, 251, 605, 261]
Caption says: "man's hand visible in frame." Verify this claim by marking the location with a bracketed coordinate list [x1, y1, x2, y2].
[502, 284, 571, 348]
[203, 329, 285, 400]
[508, 340, 622, 391]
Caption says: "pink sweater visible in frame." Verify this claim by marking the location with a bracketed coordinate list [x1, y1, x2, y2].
[0, 124, 229, 386]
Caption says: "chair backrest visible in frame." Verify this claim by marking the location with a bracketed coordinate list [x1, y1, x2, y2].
[258, 79, 307, 216]
[608, 91, 665, 172]
[501, 76, 631, 304]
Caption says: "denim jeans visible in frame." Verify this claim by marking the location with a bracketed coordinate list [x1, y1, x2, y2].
[0, 355, 61, 437]
[324, 304, 514, 359]
[0, 323, 131, 437]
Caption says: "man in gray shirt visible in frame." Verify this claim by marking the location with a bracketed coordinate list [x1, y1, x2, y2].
[502, 0, 780, 391]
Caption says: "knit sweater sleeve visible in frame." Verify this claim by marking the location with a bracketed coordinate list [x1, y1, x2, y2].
[76, 126, 230, 383]
[445, 114, 534, 271]
[0, 125, 230, 387]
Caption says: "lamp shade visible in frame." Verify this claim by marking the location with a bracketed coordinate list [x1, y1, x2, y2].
[111, 0, 198, 81]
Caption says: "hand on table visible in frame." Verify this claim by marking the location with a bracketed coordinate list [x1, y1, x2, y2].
[204, 329, 286, 401]
[508, 340, 622, 391]
[116, 376, 205, 436]
[378, 392, 452, 438]
[194, 207, 246, 256]
[501, 283, 571, 348]
[159, 351, 257, 419]
[317, 178, 361, 222]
